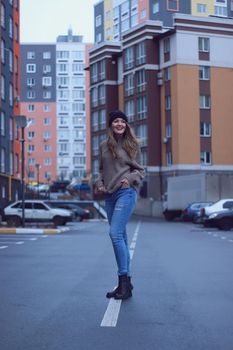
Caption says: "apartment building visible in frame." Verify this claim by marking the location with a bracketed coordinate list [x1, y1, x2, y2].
[94, 0, 233, 43]
[89, 14, 233, 199]
[20, 44, 57, 184]
[56, 29, 91, 181]
[0, 0, 21, 210]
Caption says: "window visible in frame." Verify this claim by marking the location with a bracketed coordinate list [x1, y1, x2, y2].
[28, 144, 35, 152]
[28, 131, 35, 139]
[231, 0, 233, 11]
[72, 51, 84, 60]
[125, 73, 134, 96]
[136, 69, 146, 92]
[197, 4, 207, 13]
[27, 51, 35, 59]
[136, 42, 146, 65]
[165, 95, 171, 110]
[125, 100, 134, 122]
[42, 76, 52, 86]
[57, 90, 69, 99]
[106, 10, 111, 21]
[1, 112, 5, 136]
[43, 64, 51, 73]
[198, 37, 210, 52]
[91, 63, 98, 83]
[1, 148, 6, 173]
[99, 110, 106, 130]
[1, 4, 5, 28]
[137, 96, 147, 119]
[199, 66, 210, 80]
[43, 104, 51, 112]
[44, 117, 51, 125]
[43, 131, 51, 140]
[141, 9, 146, 18]
[72, 90, 84, 99]
[28, 158, 35, 166]
[56, 51, 69, 59]
[92, 136, 99, 156]
[73, 130, 85, 140]
[27, 104, 35, 112]
[9, 50, 13, 72]
[57, 63, 68, 73]
[166, 152, 172, 166]
[125, 47, 134, 70]
[200, 151, 211, 165]
[153, 0, 159, 13]
[1, 75, 5, 100]
[136, 124, 147, 146]
[131, 14, 138, 27]
[27, 91, 36, 99]
[99, 85, 105, 105]
[99, 60, 105, 80]
[200, 122, 211, 137]
[164, 67, 171, 81]
[72, 63, 84, 72]
[91, 87, 98, 107]
[214, 6, 227, 16]
[166, 123, 172, 138]
[9, 17, 13, 38]
[43, 51, 51, 59]
[122, 18, 129, 32]
[27, 78, 35, 86]
[167, 0, 179, 11]
[72, 102, 85, 112]
[106, 27, 111, 39]
[26, 64, 36, 73]
[44, 158, 51, 166]
[200, 95, 211, 109]
[164, 38, 170, 53]
[96, 15, 102, 27]
[27, 117, 35, 125]
[57, 76, 69, 86]
[9, 84, 13, 106]
[15, 24, 19, 42]
[1, 39, 5, 63]
[72, 77, 85, 86]
[96, 33, 102, 43]
[91, 112, 99, 131]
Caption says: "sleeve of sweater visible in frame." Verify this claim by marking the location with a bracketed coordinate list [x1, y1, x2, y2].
[94, 144, 104, 188]
[125, 146, 145, 187]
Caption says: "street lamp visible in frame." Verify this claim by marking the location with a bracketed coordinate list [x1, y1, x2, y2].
[35, 163, 41, 199]
[15, 115, 27, 227]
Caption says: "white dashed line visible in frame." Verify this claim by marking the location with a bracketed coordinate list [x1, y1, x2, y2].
[221, 236, 226, 240]
[0, 246, 8, 249]
[101, 221, 141, 328]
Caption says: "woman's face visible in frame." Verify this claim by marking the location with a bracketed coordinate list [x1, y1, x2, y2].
[111, 118, 127, 136]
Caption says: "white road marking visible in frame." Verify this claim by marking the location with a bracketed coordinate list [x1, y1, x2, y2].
[221, 236, 226, 240]
[213, 233, 219, 237]
[101, 221, 141, 328]
[42, 235, 48, 238]
[16, 241, 24, 245]
[29, 238, 38, 241]
[0, 241, 24, 245]
[208, 232, 212, 235]
[0, 246, 8, 249]
[229, 240, 233, 243]
[100, 299, 122, 327]
[129, 249, 134, 260]
[130, 241, 136, 249]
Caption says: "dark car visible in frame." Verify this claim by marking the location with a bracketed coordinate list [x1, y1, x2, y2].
[45, 202, 90, 221]
[182, 202, 213, 223]
[203, 210, 233, 230]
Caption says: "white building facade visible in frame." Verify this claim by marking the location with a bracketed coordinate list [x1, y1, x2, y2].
[56, 30, 87, 180]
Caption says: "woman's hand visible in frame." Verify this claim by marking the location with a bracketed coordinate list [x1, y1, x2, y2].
[120, 178, 130, 188]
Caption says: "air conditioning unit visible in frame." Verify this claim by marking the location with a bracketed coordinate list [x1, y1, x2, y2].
[157, 71, 163, 79]
[157, 78, 163, 86]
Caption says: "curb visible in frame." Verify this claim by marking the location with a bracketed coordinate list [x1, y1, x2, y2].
[0, 227, 70, 234]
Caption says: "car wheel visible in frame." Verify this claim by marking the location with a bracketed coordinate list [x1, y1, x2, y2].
[218, 218, 232, 231]
[7, 216, 22, 227]
[53, 216, 65, 226]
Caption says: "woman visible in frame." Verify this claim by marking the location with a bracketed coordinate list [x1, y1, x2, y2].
[95, 110, 145, 300]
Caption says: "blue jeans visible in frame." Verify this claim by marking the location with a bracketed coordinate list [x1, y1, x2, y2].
[105, 187, 137, 276]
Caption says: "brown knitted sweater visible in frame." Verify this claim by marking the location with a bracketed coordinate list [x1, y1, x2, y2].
[95, 140, 145, 194]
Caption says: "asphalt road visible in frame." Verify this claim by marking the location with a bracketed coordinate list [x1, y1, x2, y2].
[0, 218, 233, 350]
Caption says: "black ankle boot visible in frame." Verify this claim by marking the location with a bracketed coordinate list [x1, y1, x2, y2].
[106, 276, 133, 299]
[114, 274, 132, 300]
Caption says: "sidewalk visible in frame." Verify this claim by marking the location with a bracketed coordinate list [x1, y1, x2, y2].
[0, 223, 70, 234]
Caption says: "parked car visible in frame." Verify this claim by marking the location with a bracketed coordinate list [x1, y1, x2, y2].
[182, 202, 212, 223]
[203, 210, 233, 230]
[46, 200, 107, 219]
[45, 202, 90, 221]
[4, 200, 73, 227]
[201, 199, 233, 219]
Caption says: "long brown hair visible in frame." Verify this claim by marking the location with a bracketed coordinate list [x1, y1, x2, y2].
[107, 123, 139, 159]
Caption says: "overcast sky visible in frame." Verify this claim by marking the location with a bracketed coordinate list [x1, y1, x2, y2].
[20, 0, 97, 43]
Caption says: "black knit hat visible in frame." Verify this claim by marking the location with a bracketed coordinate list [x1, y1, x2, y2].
[108, 110, 128, 127]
